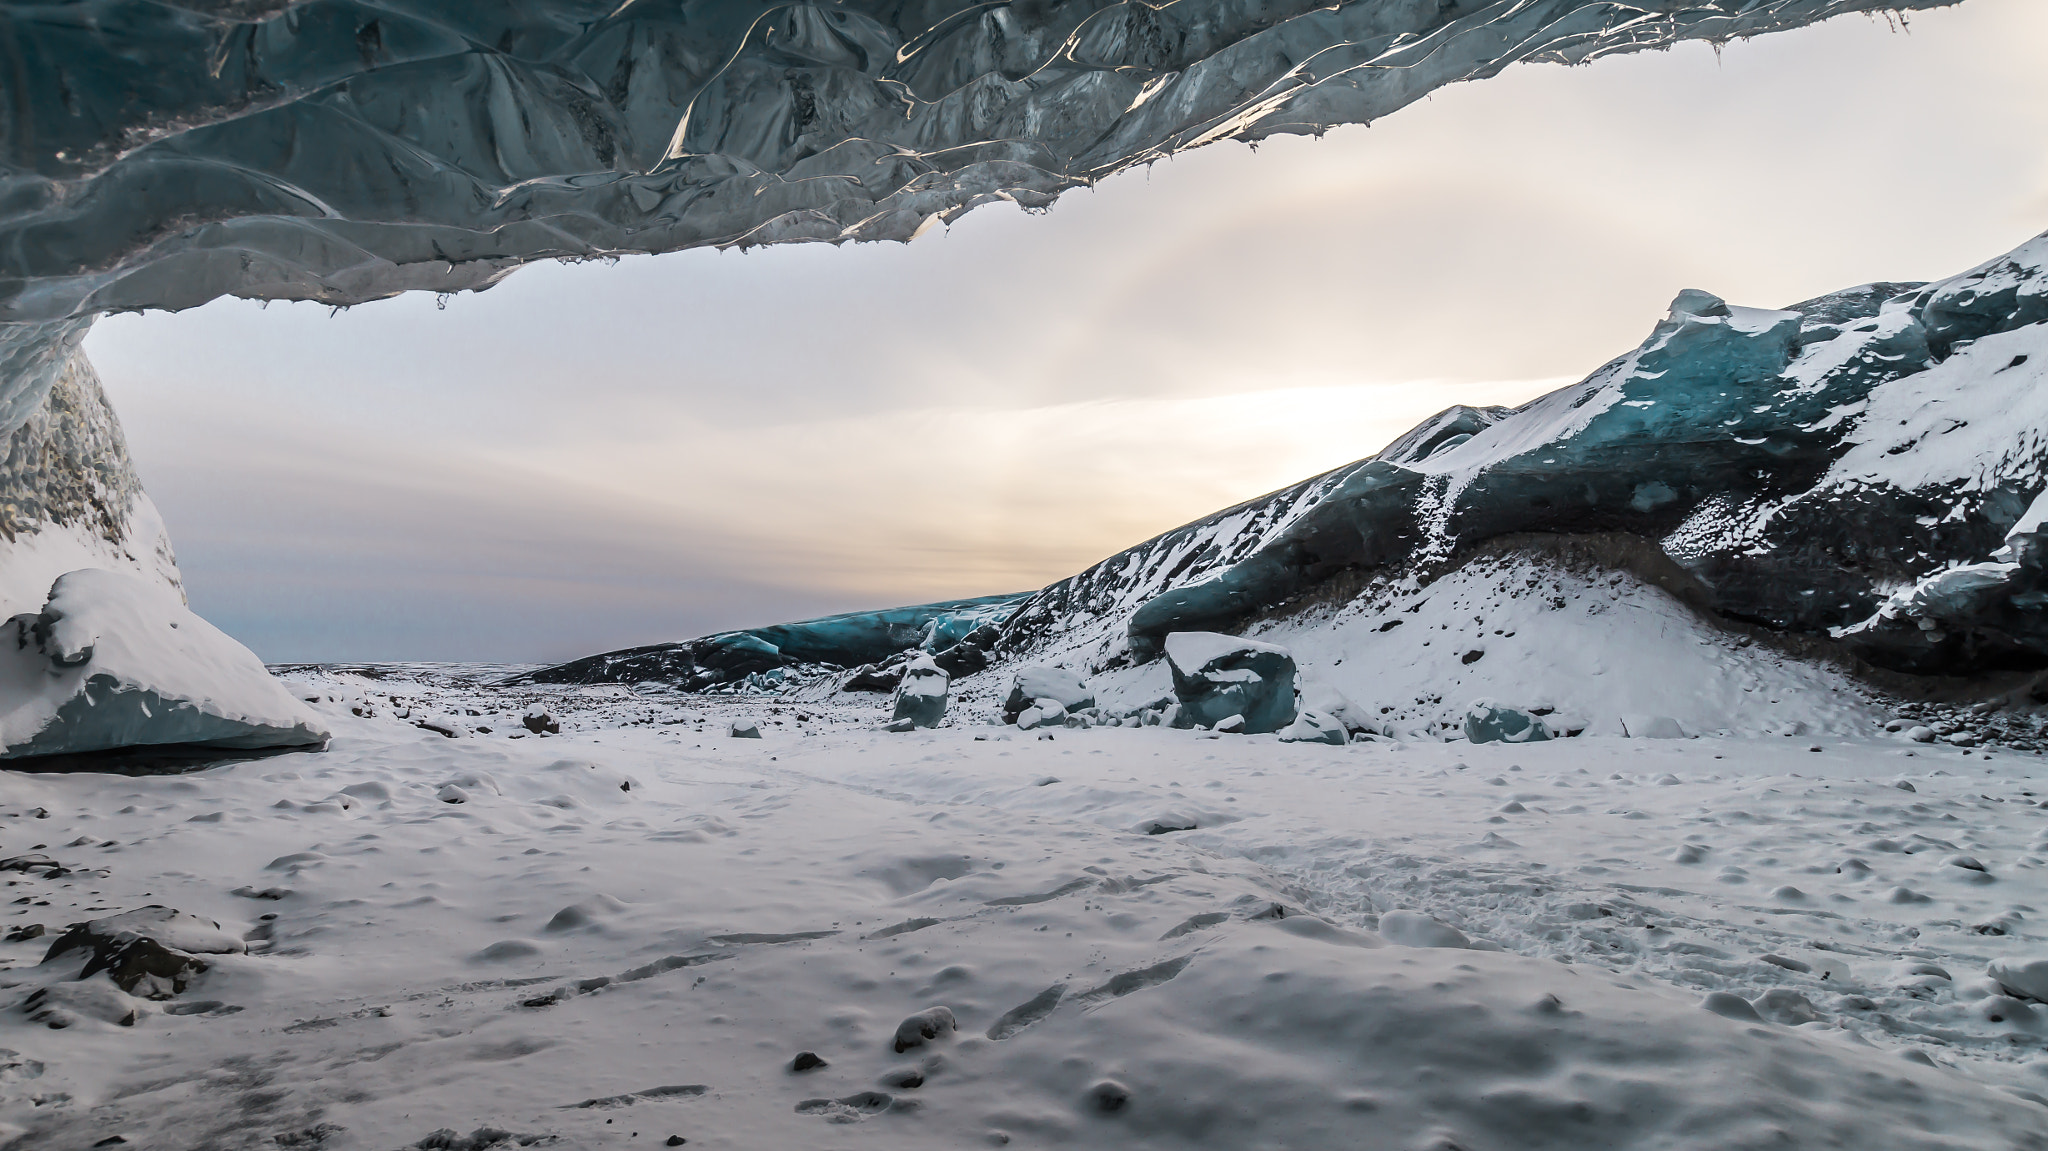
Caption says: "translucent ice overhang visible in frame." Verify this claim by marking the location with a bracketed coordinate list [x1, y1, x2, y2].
[0, 0, 1950, 326]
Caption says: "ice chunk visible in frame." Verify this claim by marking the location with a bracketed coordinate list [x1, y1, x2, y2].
[889, 655, 949, 730]
[1164, 632, 1298, 735]
[1622, 715, 1687, 740]
[1002, 665, 1094, 724]
[1016, 700, 1067, 732]
[0, 569, 327, 763]
[1463, 700, 1551, 745]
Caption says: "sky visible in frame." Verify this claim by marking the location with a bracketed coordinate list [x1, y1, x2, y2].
[86, 0, 2048, 665]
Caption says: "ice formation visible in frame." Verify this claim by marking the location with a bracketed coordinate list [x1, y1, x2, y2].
[995, 229, 2048, 679]
[0, 568, 328, 762]
[0, 1, 1942, 332]
[521, 591, 1026, 692]
[1164, 631, 1298, 734]
[887, 653, 949, 729]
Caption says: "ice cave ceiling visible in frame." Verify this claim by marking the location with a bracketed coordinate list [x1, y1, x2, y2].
[0, 0, 1951, 333]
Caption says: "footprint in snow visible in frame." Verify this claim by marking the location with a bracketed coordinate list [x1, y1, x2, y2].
[987, 984, 1066, 1040]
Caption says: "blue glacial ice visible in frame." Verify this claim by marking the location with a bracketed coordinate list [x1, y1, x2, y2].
[521, 591, 1029, 691]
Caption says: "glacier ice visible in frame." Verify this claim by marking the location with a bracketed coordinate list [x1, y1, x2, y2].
[0, 0, 1941, 347]
[1165, 631, 1298, 734]
[521, 592, 1028, 691]
[0, 568, 328, 763]
[1463, 700, 1551, 745]
[1276, 709, 1347, 745]
[888, 653, 949, 730]
[983, 229, 2048, 679]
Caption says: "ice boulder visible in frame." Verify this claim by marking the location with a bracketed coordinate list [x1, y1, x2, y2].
[1463, 701, 1552, 745]
[1277, 710, 1347, 746]
[889, 655, 949, 730]
[1164, 633, 1297, 734]
[1001, 665, 1094, 724]
[0, 569, 327, 763]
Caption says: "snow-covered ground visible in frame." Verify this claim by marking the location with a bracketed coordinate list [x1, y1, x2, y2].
[3, 657, 2048, 1149]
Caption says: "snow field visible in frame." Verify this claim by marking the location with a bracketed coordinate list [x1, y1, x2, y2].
[0, 669, 2044, 1148]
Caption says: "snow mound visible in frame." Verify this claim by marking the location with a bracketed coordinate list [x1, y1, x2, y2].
[0, 568, 328, 761]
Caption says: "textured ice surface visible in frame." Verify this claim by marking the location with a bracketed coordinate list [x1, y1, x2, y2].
[0, 568, 328, 760]
[0, 1, 1942, 336]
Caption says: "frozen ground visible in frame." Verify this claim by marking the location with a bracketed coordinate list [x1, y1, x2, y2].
[1, 660, 2048, 1148]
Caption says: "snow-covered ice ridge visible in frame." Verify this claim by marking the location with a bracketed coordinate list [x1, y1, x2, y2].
[1005, 229, 2048, 680]
[6, 666, 2048, 1147]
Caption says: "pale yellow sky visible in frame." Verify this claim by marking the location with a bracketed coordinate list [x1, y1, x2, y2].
[88, 0, 2048, 661]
